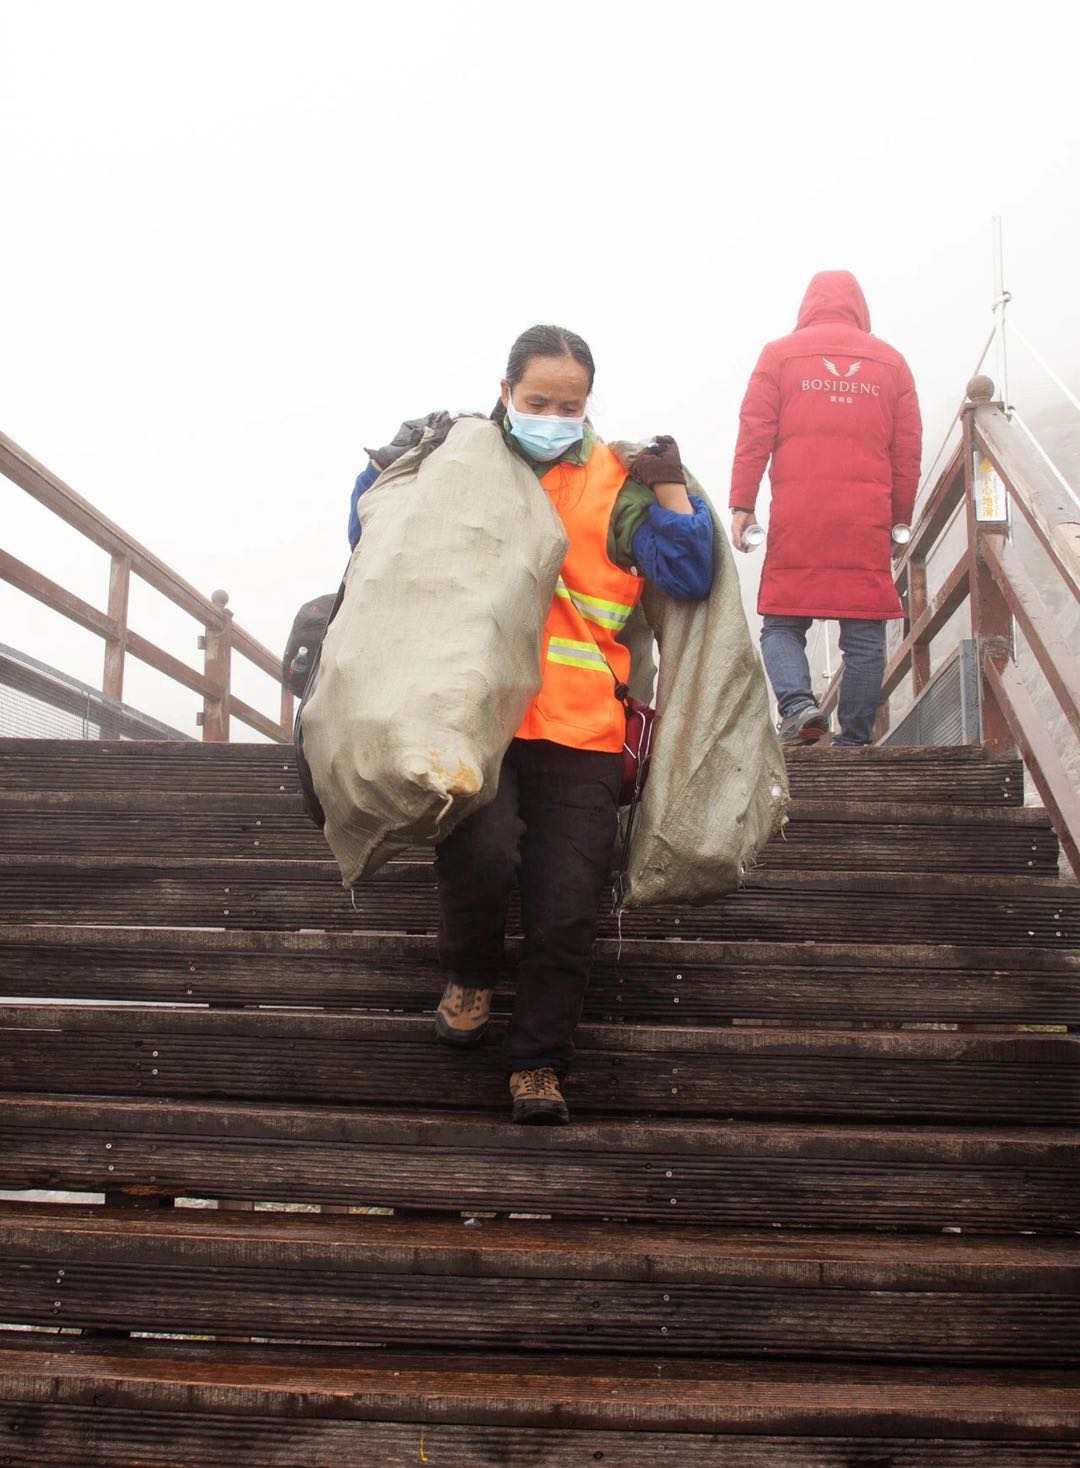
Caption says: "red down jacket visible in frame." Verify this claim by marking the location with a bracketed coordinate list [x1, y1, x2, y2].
[730, 271, 922, 620]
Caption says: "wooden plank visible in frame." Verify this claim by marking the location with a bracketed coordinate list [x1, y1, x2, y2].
[0, 816, 1055, 874]
[199, 598, 231, 743]
[7, 1205, 1077, 1289]
[975, 409, 1080, 602]
[0, 1005, 1075, 1124]
[981, 533, 1080, 743]
[908, 557, 932, 692]
[101, 553, 131, 703]
[969, 413, 1018, 754]
[0, 789, 1052, 824]
[0, 739, 1027, 803]
[0, 548, 118, 641]
[7, 1406, 1078, 1467]
[0, 1342, 1078, 1464]
[0, 1415, 1060, 1468]
[2, 927, 1077, 1024]
[0, 793, 1057, 873]
[0, 1095, 1075, 1230]
[0, 1206, 1076, 1362]
[0, 856, 1073, 947]
[984, 654, 1080, 882]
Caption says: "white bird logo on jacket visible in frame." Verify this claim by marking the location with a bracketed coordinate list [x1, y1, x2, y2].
[823, 358, 862, 378]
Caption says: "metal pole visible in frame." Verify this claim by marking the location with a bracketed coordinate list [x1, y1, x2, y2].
[992, 215, 1011, 413]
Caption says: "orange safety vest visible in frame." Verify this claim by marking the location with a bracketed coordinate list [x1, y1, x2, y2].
[516, 440, 645, 753]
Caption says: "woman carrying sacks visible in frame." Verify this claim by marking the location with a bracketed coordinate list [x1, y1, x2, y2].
[434, 324, 715, 1125]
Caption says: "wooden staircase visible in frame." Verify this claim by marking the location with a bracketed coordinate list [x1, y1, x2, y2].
[0, 736, 1077, 1464]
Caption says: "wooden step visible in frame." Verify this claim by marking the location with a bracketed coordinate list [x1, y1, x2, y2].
[1, 1205, 1076, 1362]
[0, 1004, 1075, 1124]
[2, 855, 1075, 946]
[0, 738, 1026, 804]
[0, 1096, 1074, 1230]
[0, 1340, 1078, 1464]
[4, 926, 1078, 1025]
[0, 790, 1056, 872]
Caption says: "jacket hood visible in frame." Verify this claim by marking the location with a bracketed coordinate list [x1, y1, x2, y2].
[796, 271, 870, 332]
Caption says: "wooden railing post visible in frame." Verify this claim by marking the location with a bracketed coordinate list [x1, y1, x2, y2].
[907, 558, 931, 698]
[102, 552, 130, 703]
[280, 683, 295, 740]
[964, 376, 1014, 754]
[198, 589, 233, 742]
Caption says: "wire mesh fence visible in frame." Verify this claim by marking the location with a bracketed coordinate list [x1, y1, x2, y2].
[0, 643, 191, 741]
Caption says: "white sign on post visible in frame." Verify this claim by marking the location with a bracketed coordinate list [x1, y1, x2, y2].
[973, 450, 1008, 522]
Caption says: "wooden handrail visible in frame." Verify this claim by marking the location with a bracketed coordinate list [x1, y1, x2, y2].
[1, 427, 292, 742]
[817, 373, 1080, 876]
[979, 533, 1080, 742]
[982, 655, 1080, 879]
[973, 412, 1080, 602]
[0, 548, 118, 642]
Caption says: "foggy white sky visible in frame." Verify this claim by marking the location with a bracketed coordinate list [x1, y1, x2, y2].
[2, 0, 1079, 733]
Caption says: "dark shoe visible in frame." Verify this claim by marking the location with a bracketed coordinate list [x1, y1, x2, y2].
[435, 980, 493, 1046]
[778, 704, 830, 746]
[510, 1067, 569, 1126]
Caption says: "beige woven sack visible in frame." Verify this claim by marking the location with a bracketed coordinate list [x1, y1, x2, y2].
[301, 417, 567, 885]
[610, 444, 788, 907]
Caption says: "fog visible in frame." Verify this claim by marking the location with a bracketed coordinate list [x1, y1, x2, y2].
[2, 0, 1078, 734]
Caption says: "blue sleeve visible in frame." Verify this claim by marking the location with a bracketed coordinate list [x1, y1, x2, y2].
[348, 461, 381, 549]
[631, 495, 716, 600]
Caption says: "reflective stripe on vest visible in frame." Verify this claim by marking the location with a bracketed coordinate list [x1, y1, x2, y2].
[515, 441, 645, 754]
[555, 578, 636, 633]
[547, 636, 612, 672]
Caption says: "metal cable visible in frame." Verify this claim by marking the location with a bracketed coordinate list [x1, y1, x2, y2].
[1009, 410, 1080, 514]
[1007, 320, 1080, 421]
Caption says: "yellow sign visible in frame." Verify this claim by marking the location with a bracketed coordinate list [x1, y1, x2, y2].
[974, 452, 1008, 522]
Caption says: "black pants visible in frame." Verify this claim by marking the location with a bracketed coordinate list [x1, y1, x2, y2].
[434, 738, 621, 1073]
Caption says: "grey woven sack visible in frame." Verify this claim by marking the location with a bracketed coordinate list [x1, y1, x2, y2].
[610, 444, 788, 908]
[301, 417, 568, 886]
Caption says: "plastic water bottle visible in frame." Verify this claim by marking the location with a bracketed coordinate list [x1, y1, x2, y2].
[743, 523, 766, 550]
[891, 524, 912, 546]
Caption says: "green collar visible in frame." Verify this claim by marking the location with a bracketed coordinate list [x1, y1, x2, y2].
[502, 416, 596, 475]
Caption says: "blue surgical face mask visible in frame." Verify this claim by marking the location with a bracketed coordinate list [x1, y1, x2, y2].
[505, 395, 585, 462]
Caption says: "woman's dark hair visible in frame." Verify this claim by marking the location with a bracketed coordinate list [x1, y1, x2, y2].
[492, 324, 595, 422]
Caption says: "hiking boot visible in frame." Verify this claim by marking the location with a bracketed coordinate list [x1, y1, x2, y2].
[434, 980, 493, 1046]
[509, 1067, 570, 1126]
[778, 704, 830, 746]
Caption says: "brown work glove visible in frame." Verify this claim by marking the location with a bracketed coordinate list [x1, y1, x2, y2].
[632, 434, 686, 488]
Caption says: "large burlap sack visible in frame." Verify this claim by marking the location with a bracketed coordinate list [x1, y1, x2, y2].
[301, 417, 568, 886]
[610, 444, 788, 907]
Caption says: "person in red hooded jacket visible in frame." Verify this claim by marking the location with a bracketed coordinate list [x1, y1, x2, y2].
[729, 271, 922, 745]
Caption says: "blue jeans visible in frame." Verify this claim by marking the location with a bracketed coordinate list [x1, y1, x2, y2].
[760, 616, 887, 746]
